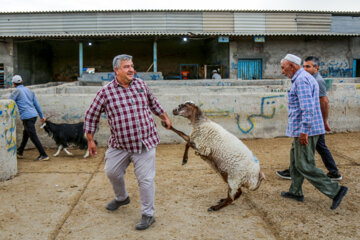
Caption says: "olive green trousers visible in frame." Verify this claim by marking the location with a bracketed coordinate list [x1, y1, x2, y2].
[289, 136, 340, 199]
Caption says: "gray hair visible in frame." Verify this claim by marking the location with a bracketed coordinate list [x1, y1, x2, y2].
[304, 56, 320, 67]
[112, 54, 133, 70]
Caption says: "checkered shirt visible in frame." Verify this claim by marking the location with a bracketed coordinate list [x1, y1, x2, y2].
[84, 78, 164, 153]
[286, 68, 325, 137]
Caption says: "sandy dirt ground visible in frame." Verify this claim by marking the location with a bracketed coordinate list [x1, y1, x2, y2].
[0, 132, 359, 240]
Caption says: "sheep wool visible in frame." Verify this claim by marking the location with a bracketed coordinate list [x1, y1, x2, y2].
[191, 119, 261, 198]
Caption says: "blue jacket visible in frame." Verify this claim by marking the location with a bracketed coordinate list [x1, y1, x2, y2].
[9, 85, 44, 120]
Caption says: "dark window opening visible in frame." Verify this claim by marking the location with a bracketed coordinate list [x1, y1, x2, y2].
[355, 59, 360, 77]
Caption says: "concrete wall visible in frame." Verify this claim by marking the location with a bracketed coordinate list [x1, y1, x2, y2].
[230, 36, 360, 79]
[0, 39, 14, 88]
[0, 99, 17, 181]
[1, 79, 359, 149]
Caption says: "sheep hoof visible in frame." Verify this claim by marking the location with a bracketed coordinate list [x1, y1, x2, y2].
[207, 206, 218, 212]
[182, 158, 188, 165]
[161, 121, 167, 128]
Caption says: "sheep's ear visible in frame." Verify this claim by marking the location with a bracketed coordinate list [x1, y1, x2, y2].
[194, 106, 203, 120]
[40, 122, 47, 129]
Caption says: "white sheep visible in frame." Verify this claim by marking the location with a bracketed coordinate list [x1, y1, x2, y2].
[164, 101, 265, 211]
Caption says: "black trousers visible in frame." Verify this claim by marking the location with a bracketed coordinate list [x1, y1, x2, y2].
[316, 134, 339, 174]
[17, 117, 46, 156]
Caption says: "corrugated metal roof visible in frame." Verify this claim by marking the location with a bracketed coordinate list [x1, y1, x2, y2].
[234, 13, 266, 32]
[296, 13, 332, 32]
[1, 9, 360, 15]
[165, 12, 202, 32]
[331, 16, 360, 33]
[266, 13, 297, 32]
[203, 12, 234, 32]
[4, 31, 360, 38]
[0, 11, 359, 38]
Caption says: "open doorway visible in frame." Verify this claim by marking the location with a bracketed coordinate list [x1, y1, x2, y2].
[180, 64, 199, 80]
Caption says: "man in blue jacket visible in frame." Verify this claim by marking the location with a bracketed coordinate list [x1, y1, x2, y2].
[9, 75, 49, 161]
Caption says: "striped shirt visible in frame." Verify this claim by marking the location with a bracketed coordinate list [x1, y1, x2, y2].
[84, 78, 164, 153]
[286, 68, 325, 137]
[9, 85, 44, 120]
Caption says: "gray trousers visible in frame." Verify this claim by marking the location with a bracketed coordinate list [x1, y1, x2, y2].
[104, 146, 156, 216]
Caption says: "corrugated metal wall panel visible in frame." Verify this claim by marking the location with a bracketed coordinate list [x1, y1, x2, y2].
[1, 11, 360, 37]
[131, 12, 166, 31]
[0, 14, 64, 33]
[296, 14, 332, 32]
[95, 13, 132, 31]
[165, 12, 202, 32]
[266, 13, 297, 32]
[234, 13, 265, 32]
[331, 16, 360, 33]
[203, 12, 233, 32]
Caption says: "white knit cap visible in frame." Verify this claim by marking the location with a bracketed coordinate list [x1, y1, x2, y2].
[283, 54, 301, 65]
[12, 75, 23, 84]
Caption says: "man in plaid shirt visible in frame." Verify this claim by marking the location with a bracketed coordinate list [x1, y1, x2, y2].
[280, 54, 348, 210]
[84, 54, 172, 230]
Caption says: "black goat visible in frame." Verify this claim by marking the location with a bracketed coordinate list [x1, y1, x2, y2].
[41, 120, 91, 158]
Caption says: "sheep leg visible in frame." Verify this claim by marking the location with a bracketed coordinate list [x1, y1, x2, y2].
[53, 145, 63, 156]
[161, 122, 190, 142]
[208, 171, 233, 212]
[182, 142, 191, 165]
[162, 123, 195, 165]
[208, 191, 233, 212]
[234, 188, 242, 200]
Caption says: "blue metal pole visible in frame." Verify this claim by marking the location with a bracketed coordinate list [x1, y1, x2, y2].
[79, 42, 83, 78]
[153, 39, 157, 72]
[353, 59, 356, 78]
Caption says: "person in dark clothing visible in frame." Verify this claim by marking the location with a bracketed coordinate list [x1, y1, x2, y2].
[9, 75, 49, 161]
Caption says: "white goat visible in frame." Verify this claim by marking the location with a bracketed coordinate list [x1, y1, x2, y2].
[164, 101, 265, 211]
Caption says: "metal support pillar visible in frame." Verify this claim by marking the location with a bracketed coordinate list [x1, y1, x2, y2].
[153, 39, 157, 72]
[79, 42, 83, 78]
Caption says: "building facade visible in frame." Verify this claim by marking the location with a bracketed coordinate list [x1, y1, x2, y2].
[0, 10, 360, 86]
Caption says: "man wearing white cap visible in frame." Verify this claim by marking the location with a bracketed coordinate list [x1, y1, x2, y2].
[211, 69, 221, 80]
[280, 54, 347, 210]
[9, 75, 49, 161]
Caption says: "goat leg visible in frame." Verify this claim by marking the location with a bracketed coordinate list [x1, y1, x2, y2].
[63, 148, 73, 156]
[83, 149, 89, 158]
[53, 145, 63, 157]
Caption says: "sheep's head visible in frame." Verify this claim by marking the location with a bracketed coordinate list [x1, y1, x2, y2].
[173, 101, 204, 123]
